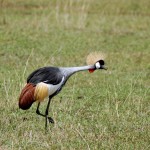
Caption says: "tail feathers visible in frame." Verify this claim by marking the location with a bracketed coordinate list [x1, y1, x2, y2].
[19, 83, 36, 110]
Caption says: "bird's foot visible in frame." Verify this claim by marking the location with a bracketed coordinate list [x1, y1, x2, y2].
[36, 110, 54, 124]
[48, 117, 54, 124]
[36, 109, 41, 115]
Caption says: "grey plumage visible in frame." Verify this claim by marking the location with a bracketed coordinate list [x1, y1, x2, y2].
[27, 65, 95, 93]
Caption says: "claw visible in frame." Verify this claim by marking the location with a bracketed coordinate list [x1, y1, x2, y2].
[48, 117, 54, 124]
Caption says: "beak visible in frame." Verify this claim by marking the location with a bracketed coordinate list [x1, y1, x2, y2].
[102, 65, 107, 70]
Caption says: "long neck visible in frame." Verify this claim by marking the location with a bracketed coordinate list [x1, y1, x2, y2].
[60, 65, 95, 77]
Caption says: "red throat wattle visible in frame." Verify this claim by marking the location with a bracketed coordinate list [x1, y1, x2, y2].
[88, 69, 95, 73]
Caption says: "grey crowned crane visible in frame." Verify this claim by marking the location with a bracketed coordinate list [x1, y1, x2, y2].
[19, 53, 107, 130]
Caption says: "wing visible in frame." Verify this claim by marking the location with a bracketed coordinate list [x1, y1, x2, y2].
[27, 67, 63, 85]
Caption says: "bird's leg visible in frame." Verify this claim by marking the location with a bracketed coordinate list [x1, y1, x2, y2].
[36, 102, 45, 117]
[36, 102, 54, 124]
[45, 96, 54, 130]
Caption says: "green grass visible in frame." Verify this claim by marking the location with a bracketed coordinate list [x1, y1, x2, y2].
[0, 0, 150, 149]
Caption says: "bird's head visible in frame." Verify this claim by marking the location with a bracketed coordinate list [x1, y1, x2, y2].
[95, 60, 107, 70]
[86, 52, 107, 73]
[89, 59, 107, 73]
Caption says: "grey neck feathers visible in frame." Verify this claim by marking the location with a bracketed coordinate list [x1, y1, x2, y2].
[60, 65, 95, 78]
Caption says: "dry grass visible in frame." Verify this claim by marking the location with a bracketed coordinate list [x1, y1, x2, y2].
[0, 0, 150, 149]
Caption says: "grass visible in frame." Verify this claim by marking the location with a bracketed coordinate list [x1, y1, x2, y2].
[0, 0, 150, 149]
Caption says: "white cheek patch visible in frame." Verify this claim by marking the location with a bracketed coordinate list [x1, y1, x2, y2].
[95, 62, 100, 69]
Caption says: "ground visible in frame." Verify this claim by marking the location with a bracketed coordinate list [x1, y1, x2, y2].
[0, 0, 150, 149]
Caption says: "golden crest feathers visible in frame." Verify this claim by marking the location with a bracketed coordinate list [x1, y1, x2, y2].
[34, 82, 48, 102]
[86, 52, 106, 65]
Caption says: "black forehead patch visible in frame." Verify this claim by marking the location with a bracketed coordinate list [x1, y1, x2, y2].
[99, 60, 104, 65]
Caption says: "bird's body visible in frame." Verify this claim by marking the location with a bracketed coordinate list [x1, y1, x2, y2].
[19, 65, 94, 110]
[19, 58, 107, 130]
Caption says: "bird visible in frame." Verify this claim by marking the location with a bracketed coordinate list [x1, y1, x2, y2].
[19, 53, 107, 130]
